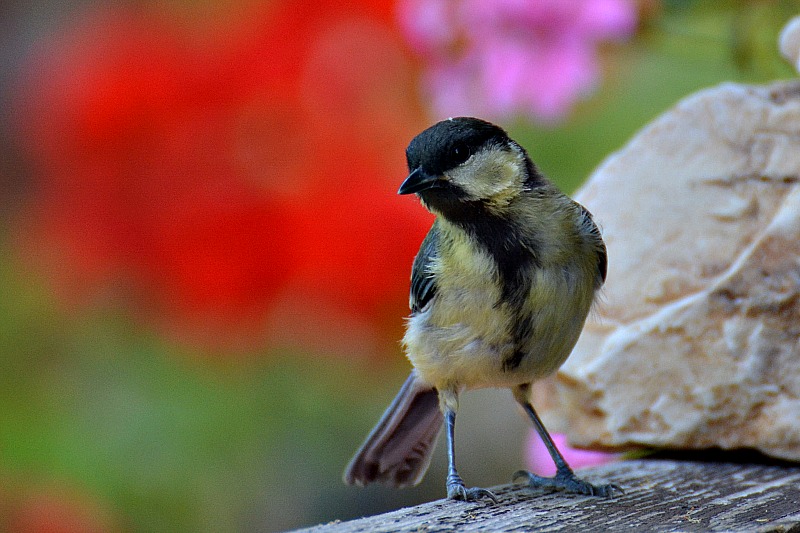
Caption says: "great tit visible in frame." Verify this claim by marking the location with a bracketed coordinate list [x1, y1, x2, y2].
[344, 117, 617, 502]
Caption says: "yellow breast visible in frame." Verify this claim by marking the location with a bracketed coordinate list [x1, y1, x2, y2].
[402, 215, 598, 393]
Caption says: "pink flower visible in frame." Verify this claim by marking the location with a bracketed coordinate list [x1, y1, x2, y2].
[398, 0, 637, 123]
[526, 431, 620, 477]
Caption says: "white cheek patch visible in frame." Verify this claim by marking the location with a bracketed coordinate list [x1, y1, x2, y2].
[446, 146, 525, 203]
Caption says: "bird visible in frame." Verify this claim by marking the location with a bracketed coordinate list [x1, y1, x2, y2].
[343, 117, 618, 502]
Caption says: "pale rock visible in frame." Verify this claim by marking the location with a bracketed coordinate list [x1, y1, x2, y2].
[780, 16, 800, 74]
[536, 78, 800, 462]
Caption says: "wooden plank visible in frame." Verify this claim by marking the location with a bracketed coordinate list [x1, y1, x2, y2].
[295, 459, 800, 532]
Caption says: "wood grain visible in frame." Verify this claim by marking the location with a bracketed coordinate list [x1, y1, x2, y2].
[296, 459, 800, 532]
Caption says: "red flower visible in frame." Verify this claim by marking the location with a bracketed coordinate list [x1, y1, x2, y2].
[7, 488, 115, 533]
[295, 176, 433, 319]
[12, 1, 430, 355]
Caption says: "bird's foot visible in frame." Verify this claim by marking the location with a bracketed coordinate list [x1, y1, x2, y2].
[513, 469, 622, 498]
[446, 473, 498, 503]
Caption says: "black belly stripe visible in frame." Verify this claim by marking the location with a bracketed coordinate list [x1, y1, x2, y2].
[450, 205, 538, 372]
[504, 348, 526, 371]
[503, 310, 533, 370]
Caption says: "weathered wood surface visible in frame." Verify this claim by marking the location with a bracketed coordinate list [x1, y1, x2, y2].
[297, 459, 800, 532]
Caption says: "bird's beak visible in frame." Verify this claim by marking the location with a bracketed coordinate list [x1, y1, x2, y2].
[398, 168, 440, 195]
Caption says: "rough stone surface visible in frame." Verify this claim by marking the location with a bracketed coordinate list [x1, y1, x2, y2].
[536, 79, 800, 462]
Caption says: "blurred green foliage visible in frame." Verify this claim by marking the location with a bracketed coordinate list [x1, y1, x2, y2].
[0, 251, 410, 530]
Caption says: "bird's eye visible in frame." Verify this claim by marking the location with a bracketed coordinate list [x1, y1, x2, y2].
[452, 143, 470, 165]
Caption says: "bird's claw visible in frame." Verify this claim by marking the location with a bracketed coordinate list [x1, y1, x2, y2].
[513, 469, 623, 498]
[447, 474, 498, 503]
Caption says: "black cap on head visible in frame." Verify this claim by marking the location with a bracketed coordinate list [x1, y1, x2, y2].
[405, 117, 510, 176]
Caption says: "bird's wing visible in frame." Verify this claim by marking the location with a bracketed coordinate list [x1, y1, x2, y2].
[410, 224, 439, 313]
[578, 204, 607, 284]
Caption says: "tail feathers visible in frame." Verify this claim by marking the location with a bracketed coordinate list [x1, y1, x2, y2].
[344, 371, 442, 488]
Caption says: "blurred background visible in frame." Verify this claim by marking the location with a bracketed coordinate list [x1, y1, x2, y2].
[0, 0, 798, 531]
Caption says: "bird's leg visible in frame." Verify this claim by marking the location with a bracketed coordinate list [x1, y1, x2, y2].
[512, 385, 622, 498]
[441, 393, 498, 503]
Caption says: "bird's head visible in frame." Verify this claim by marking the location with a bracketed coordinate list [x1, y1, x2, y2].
[399, 117, 540, 219]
